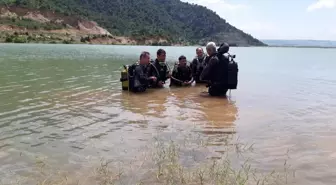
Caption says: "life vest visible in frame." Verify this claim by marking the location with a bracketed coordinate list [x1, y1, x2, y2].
[194, 56, 206, 72]
[172, 63, 192, 82]
[152, 60, 169, 82]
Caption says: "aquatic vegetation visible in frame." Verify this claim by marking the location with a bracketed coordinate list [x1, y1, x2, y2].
[7, 132, 295, 185]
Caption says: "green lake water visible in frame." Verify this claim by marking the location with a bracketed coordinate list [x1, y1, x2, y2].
[1, 43, 336, 184]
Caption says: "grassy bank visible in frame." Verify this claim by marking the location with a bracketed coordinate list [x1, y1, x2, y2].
[0, 31, 191, 46]
[6, 132, 295, 185]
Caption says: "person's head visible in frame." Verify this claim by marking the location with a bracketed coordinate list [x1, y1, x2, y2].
[157, 49, 166, 63]
[218, 42, 230, 54]
[178, 55, 187, 66]
[196, 47, 204, 58]
[139, 51, 150, 65]
[206, 42, 217, 56]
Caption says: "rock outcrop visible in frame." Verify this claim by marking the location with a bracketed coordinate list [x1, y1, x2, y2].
[0, 6, 111, 35]
[77, 20, 111, 35]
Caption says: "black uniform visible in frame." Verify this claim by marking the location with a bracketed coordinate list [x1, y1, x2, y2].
[170, 64, 193, 87]
[191, 55, 207, 83]
[128, 63, 153, 93]
[147, 59, 170, 88]
[200, 52, 229, 96]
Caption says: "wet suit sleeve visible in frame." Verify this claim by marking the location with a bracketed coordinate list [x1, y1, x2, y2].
[166, 65, 171, 79]
[148, 63, 158, 78]
[188, 67, 194, 82]
[138, 66, 155, 84]
[147, 63, 161, 86]
[170, 66, 181, 85]
[191, 58, 197, 78]
[200, 57, 217, 81]
[147, 64, 154, 77]
[172, 65, 178, 78]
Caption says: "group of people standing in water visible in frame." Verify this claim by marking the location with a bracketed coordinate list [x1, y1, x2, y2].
[121, 41, 238, 97]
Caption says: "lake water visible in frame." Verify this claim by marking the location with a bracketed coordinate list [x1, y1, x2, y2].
[1, 43, 336, 184]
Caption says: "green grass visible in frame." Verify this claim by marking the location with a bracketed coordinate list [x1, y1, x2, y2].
[1, 32, 76, 44]
[0, 17, 65, 30]
[7, 133, 295, 185]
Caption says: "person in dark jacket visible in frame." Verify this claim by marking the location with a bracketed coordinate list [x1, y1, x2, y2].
[147, 49, 171, 88]
[170, 55, 193, 87]
[128, 51, 157, 92]
[200, 42, 229, 96]
[190, 47, 207, 84]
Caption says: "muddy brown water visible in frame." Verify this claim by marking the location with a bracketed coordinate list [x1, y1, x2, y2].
[1, 44, 336, 184]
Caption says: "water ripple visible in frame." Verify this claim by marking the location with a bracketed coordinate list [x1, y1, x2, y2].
[1, 45, 336, 185]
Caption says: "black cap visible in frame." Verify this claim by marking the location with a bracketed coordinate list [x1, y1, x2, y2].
[218, 42, 230, 54]
[178, 55, 186, 60]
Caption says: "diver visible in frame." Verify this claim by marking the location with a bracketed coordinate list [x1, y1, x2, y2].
[170, 55, 193, 87]
[191, 47, 207, 84]
[200, 42, 230, 97]
[128, 51, 157, 93]
[217, 42, 239, 90]
[147, 49, 171, 88]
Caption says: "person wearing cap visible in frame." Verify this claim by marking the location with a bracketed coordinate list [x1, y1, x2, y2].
[147, 48, 171, 88]
[200, 42, 228, 96]
[170, 55, 193, 87]
[190, 47, 207, 84]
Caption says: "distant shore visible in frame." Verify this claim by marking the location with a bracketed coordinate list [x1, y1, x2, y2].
[0, 31, 188, 46]
[263, 45, 336, 49]
[1, 41, 336, 49]
[1, 33, 336, 49]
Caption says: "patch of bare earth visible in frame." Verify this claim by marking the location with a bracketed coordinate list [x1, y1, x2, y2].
[0, 6, 172, 45]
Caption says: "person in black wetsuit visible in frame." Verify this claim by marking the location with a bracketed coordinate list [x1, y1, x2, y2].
[191, 47, 207, 84]
[170, 55, 193, 87]
[147, 49, 171, 88]
[200, 42, 229, 97]
[128, 51, 157, 93]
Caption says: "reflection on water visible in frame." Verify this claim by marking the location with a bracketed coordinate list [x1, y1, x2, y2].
[1, 44, 336, 184]
[119, 84, 238, 133]
[0, 44, 239, 183]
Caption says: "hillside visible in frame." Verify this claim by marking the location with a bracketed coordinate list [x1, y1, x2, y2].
[0, 0, 266, 46]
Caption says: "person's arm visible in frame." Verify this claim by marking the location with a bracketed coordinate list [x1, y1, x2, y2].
[187, 67, 194, 84]
[166, 64, 171, 79]
[146, 64, 159, 86]
[200, 57, 217, 81]
[204, 56, 210, 67]
[170, 65, 184, 85]
[191, 58, 197, 78]
[170, 68, 178, 84]
[146, 64, 152, 77]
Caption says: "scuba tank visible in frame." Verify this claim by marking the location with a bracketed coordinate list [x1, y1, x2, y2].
[120, 65, 129, 91]
[217, 42, 238, 90]
[120, 63, 145, 92]
[227, 54, 238, 89]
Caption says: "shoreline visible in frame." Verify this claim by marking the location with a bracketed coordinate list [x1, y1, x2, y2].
[263, 45, 336, 49]
[1, 31, 335, 49]
[1, 41, 336, 49]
